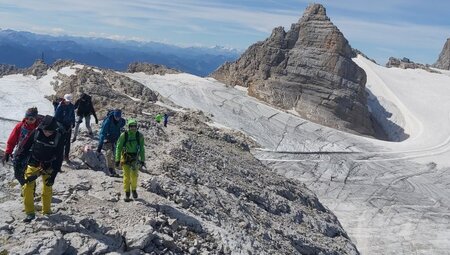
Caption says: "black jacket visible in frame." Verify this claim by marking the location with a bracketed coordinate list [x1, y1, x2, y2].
[74, 94, 98, 120]
[17, 127, 65, 179]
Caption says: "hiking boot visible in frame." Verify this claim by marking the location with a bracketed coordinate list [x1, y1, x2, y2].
[64, 156, 71, 164]
[124, 192, 131, 202]
[109, 168, 120, 177]
[132, 190, 138, 199]
[23, 213, 35, 223]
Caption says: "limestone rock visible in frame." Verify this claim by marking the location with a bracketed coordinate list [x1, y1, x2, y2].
[434, 38, 450, 70]
[8, 231, 68, 255]
[386, 57, 439, 73]
[127, 62, 180, 75]
[122, 225, 155, 250]
[51, 59, 77, 72]
[24, 59, 48, 78]
[211, 4, 374, 136]
[0, 64, 19, 77]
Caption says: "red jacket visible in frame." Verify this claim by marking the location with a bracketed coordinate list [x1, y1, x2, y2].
[5, 118, 40, 154]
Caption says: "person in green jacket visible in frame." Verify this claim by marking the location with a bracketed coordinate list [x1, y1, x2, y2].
[115, 119, 145, 202]
[155, 113, 162, 124]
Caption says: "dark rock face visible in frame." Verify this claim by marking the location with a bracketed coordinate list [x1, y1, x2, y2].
[434, 38, 450, 70]
[211, 4, 374, 136]
[127, 62, 180, 75]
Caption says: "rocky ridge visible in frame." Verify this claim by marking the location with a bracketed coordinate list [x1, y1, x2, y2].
[0, 64, 359, 254]
[127, 62, 181, 76]
[434, 38, 450, 70]
[386, 57, 439, 73]
[0, 64, 19, 77]
[211, 4, 374, 137]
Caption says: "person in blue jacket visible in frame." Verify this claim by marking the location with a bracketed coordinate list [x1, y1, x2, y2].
[97, 109, 125, 177]
[54, 94, 75, 163]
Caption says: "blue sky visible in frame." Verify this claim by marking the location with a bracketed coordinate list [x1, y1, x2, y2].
[1, 0, 449, 65]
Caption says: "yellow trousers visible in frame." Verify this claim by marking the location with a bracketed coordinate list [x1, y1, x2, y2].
[122, 163, 139, 192]
[23, 165, 52, 215]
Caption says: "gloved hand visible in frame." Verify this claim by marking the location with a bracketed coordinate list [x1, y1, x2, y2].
[96, 147, 102, 154]
[1, 153, 10, 166]
[71, 123, 75, 129]
[95, 117, 99, 124]
[139, 161, 146, 167]
[115, 161, 120, 167]
[45, 177, 55, 186]
[26, 175, 39, 184]
[17, 177, 26, 186]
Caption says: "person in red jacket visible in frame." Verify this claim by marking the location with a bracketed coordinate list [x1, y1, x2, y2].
[2, 107, 42, 185]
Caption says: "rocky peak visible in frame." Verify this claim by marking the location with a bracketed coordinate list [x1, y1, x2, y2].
[300, 3, 330, 22]
[211, 4, 375, 137]
[434, 38, 450, 70]
[24, 59, 48, 78]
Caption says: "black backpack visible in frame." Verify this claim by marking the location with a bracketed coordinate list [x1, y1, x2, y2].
[30, 128, 63, 162]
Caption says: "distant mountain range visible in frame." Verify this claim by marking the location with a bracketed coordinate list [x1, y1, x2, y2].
[0, 29, 241, 76]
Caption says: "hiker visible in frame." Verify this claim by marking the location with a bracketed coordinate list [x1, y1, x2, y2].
[115, 119, 145, 202]
[72, 92, 98, 142]
[15, 115, 64, 222]
[52, 96, 64, 112]
[155, 113, 162, 124]
[163, 113, 169, 127]
[54, 94, 75, 163]
[97, 109, 125, 177]
[2, 107, 42, 185]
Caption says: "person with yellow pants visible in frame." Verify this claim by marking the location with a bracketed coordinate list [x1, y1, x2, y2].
[16, 115, 64, 222]
[115, 119, 145, 202]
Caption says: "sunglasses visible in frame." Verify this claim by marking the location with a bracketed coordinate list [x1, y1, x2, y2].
[129, 125, 137, 128]
[26, 117, 36, 121]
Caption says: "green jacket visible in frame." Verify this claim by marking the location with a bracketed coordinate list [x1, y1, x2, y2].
[115, 131, 145, 162]
[155, 114, 162, 123]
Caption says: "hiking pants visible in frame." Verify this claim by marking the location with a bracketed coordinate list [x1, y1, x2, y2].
[122, 163, 139, 192]
[73, 115, 92, 139]
[104, 142, 116, 170]
[63, 128, 72, 158]
[23, 165, 52, 215]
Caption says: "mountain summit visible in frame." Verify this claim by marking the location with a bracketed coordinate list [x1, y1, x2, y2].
[434, 38, 450, 70]
[211, 4, 374, 136]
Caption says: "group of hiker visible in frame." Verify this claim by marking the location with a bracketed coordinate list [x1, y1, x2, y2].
[1, 91, 168, 223]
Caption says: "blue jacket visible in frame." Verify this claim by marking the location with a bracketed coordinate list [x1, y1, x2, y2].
[54, 102, 75, 128]
[98, 115, 125, 150]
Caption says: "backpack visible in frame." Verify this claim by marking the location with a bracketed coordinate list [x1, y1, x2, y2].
[30, 128, 63, 162]
[103, 109, 118, 122]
